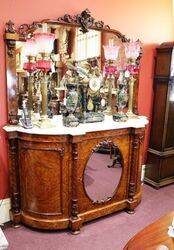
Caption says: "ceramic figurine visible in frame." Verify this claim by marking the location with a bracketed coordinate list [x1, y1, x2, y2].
[62, 83, 79, 127]
[20, 100, 33, 129]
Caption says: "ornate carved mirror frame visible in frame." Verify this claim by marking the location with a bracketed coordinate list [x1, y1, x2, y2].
[4, 9, 140, 125]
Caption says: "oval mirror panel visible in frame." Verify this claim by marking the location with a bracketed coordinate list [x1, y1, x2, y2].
[84, 141, 122, 203]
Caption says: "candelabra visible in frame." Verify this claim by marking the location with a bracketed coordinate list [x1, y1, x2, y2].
[23, 38, 38, 119]
[103, 41, 120, 115]
[35, 32, 55, 127]
[23, 30, 55, 128]
[124, 40, 141, 118]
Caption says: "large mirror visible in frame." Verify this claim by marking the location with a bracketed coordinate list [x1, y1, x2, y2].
[84, 141, 122, 203]
[5, 9, 141, 127]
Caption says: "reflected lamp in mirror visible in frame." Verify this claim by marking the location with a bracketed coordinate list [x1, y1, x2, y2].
[23, 38, 38, 121]
[34, 32, 55, 72]
[23, 38, 38, 73]
[22, 30, 56, 128]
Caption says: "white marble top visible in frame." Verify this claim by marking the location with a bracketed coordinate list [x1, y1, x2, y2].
[3, 115, 148, 136]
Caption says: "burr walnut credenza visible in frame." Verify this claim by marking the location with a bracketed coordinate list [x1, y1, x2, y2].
[4, 9, 147, 234]
[4, 116, 147, 234]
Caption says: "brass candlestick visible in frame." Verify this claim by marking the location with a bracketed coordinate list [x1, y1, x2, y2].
[105, 74, 115, 115]
[28, 73, 34, 116]
[41, 73, 48, 117]
[37, 53, 54, 128]
[26, 56, 36, 119]
[126, 76, 137, 118]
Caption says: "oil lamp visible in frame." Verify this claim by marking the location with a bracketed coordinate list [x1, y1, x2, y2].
[124, 40, 141, 117]
[34, 31, 55, 127]
[23, 38, 38, 117]
[103, 39, 120, 115]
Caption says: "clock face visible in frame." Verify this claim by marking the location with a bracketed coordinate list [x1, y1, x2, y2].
[89, 77, 101, 92]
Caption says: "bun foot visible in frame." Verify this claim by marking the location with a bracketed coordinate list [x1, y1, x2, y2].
[126, 208, 135, 214]
[71, 229, 81, 235]
[13, 223, 21, 228]
[70, 217, 82, 235]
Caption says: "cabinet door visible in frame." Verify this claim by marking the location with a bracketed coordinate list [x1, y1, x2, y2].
[19, 141, 69, 218]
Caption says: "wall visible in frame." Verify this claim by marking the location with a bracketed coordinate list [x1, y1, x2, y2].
[0, 0, 173, 199]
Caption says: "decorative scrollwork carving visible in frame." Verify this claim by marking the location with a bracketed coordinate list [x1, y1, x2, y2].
[57, 14, 75, 24]
[92, 196, 112, 205]
[5, 10, 129, 43]
[6, 9, 112, 37]
[132, 133, 144, 149]
[72, 145, 78, 160]
[5, 20, 16, 33]
[76, 9, 94, 33]
[18, 22, 42, 36]
[6, 40, 16, 58]
[58, 147, 65, 157]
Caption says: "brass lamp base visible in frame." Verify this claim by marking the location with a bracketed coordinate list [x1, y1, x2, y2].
[36, 115, 55, 129]
[104, 106, 112, 116]
[126, 110, 139, 119]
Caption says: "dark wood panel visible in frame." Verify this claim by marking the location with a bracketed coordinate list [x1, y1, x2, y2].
[165, 96, 174, 149]
[160, 156, 174, 179]
[19, 149, 63, 215]
[145, 152, 161, 182]
[155, 49, 172, 77]
[149, 81, 168, 151]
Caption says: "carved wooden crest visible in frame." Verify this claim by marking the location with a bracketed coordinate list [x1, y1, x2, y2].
[5, 9, 111, 37]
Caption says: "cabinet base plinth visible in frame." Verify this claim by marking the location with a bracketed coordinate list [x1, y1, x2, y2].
[144, 177, 174, 189]
[10, 210, 21, 228]
[69, 217, 82, 234]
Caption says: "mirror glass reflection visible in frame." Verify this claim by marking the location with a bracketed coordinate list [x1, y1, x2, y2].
[15, 22, 131, 127]
[84, 142, 122, 203]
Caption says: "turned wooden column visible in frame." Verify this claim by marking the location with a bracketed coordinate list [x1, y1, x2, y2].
[127, 127, 145, 214]
[8, 133, 21, 227]
[70, 142, 82, 234]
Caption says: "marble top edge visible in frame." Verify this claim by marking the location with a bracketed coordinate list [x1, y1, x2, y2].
[3, 115, 148, 136]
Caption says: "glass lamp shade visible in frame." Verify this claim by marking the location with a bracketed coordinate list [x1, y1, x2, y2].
[23, 38, 38, 57]
[34, 33, 55, 54]
[124, 41, 141, 60]
[37, 59, 52, 72]
[103, 45, 120, 61]
[126, 64, 139, 75]
[23, 62, 37, 73]
[104, 65, 118, 75]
